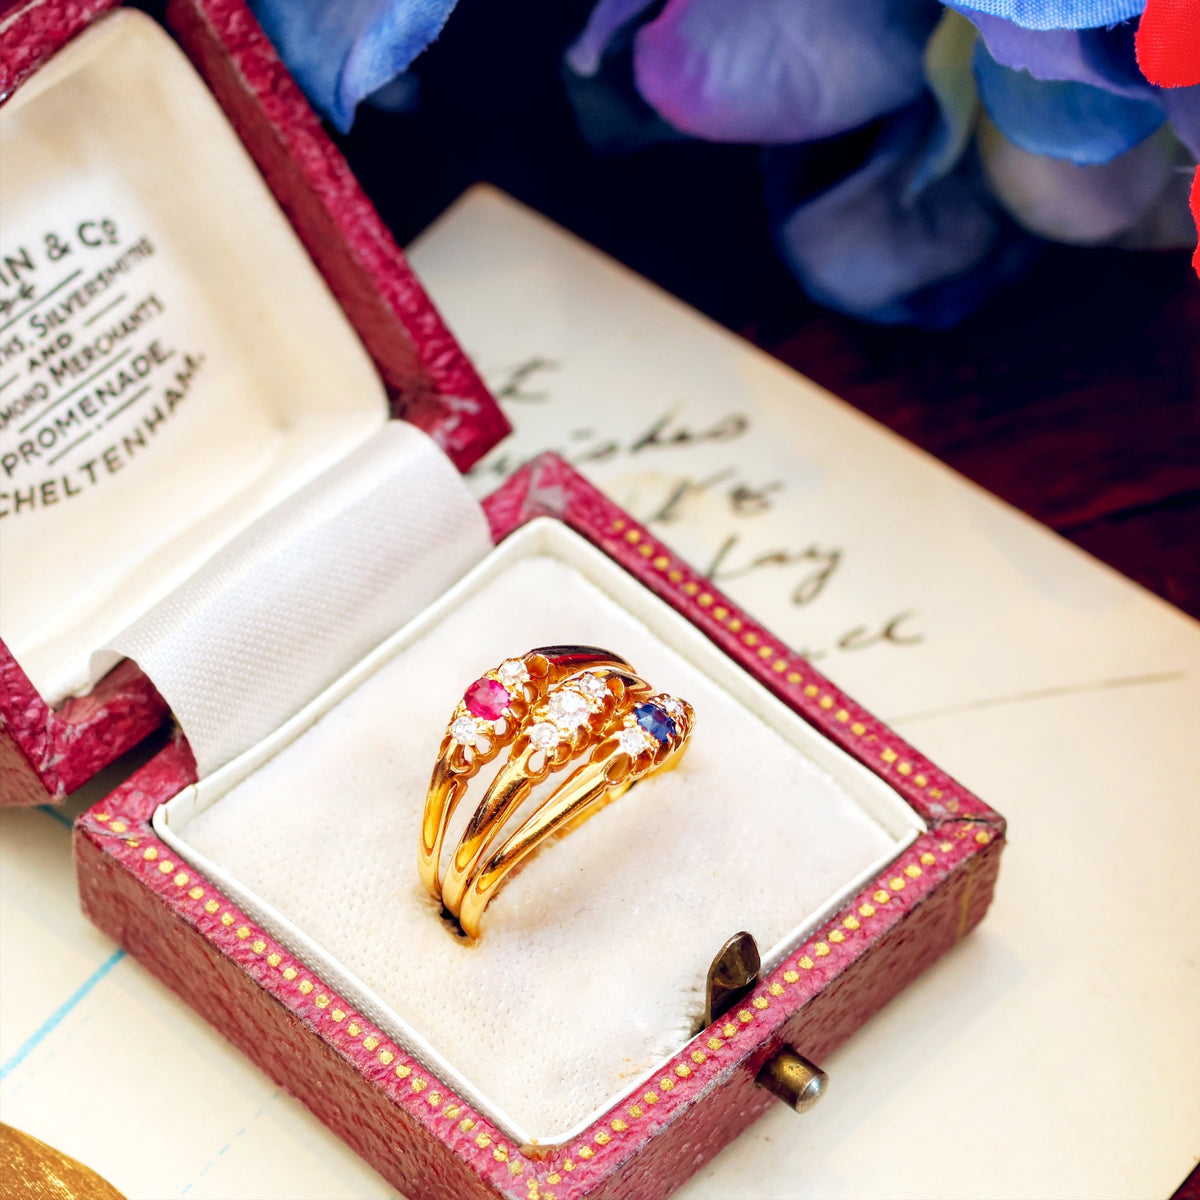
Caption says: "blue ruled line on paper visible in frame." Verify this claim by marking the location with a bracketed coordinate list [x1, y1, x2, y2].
[37, 804, 74, 830]
[0, 948, 125, 1082]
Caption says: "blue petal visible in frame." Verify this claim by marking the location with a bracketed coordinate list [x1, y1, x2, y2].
[630, 0, 942, 144]
[566, 0, 658, 76]
[944, 0, 1143, 31]
[1164, 85, 1200, 159]
[966, 12, 1153, 98]
[974, 41, 1164, 163]
[766, 102, 1037, 326]
[979, 118, 1179, 241]
[249, 0, 458, 132]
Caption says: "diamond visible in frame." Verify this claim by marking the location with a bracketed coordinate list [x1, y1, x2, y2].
[617, 727, 653, 756]
[659, 696, 685, 720]
[529, 722, 560, 750]
[496, 659, 528, 687]
[548, 689, 590, 727]
[464, 677, 510, 721]
[574, 673, 609, 703]
[451, 716, 482, 747]
[634, 703, 677, 744]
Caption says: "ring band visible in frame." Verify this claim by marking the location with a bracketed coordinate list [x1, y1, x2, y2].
[422, 647, 694, 938]
[419, 646, 634, 899]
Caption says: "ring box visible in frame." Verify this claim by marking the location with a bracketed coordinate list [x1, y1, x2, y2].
[2, 5, 1005, 1198]
[75, 452, 1004, 1199]
[0, 0, 507, 805]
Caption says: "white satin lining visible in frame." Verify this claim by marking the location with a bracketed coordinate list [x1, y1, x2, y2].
[94, 422, 492, 777]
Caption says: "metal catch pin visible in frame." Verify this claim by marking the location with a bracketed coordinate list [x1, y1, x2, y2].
[757, 1048, 829, 1114]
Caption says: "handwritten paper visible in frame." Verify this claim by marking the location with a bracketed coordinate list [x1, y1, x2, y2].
[2, 186, 1197, 1199]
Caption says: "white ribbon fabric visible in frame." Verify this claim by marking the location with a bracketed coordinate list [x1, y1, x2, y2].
[94, 421, 492, 777]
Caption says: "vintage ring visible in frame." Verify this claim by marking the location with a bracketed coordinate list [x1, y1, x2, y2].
[421, 646, 694, 939]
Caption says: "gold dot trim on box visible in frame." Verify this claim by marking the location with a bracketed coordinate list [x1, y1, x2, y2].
[121, 709, 970, 1192]
[525, 820, 945, 1178]
[500, 836, 969, 1183]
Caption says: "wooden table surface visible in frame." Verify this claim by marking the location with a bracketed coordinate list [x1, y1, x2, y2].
[339, 0, 1200, 624]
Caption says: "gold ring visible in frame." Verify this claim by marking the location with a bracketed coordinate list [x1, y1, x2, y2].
[422, 646, 694, 939]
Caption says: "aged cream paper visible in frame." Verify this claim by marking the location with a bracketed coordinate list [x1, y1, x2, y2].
[2, 186, 1197, 1198]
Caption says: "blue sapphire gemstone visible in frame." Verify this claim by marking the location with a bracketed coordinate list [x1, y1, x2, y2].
[633, 703, 676, 745]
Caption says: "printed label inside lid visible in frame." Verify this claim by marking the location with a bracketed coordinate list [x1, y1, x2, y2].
[0, 209, 211, 520]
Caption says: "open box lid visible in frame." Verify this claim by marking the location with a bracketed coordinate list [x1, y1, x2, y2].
[0, 1, 510, 803]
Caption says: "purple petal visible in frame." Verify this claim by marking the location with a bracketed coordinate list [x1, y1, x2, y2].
[768, 104, 1034, 324]
[944, 0, 1144, 31]
[249, 0, 458, 132]
[1164, 85, 1200, 159]
[974, 41, 1164, 164]
[630, 0, 942, 144]
[967, 12, 1154, 98]
[979, 118, 1178, 241]
[566, 0, 658, 76]
[1110, 167, 1199, 249]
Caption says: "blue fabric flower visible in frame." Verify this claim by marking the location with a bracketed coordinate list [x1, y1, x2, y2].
[944, 0, 1144, 31]
[973, 40, 1165, 163]
[978, 119, 1183, 242]
[1163, 84, 1200, 157]
[966, 11, 1154, 97]
[766, 102, 1038, 325]
[570, 0, 943, 144]
[249, 0, 458, 132]
[566, 0, 657, 76]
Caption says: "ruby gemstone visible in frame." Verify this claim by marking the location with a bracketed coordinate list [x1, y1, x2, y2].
[464, 677, 510, 721]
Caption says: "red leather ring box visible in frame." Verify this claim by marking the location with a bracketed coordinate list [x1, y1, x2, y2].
[75, 452, 1003, 1199]
[0, 0, 508, 805]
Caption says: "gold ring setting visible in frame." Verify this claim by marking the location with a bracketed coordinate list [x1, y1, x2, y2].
[421, 646, 693, 939]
